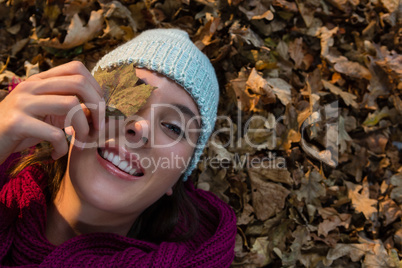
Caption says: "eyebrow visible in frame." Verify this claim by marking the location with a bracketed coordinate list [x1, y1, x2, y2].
[172, 103, 201, 129]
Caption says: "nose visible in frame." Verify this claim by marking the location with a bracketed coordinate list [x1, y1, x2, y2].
[123, 117, 150, 149]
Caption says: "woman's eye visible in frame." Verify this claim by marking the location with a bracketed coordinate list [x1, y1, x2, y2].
[162, 123, 185, 137]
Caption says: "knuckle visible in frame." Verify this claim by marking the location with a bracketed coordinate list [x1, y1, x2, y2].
[74, 74, 87, 85]
[69, 61, 86, 72]
[63, 96, 80, 110]
[49, 129, 65, 143]
[72, 75, 89, 93]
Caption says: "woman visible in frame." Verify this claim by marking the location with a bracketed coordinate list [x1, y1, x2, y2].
[0, 29, 236, 267]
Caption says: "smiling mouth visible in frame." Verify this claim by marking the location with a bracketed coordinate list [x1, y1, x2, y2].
[97, 148, 144, 177]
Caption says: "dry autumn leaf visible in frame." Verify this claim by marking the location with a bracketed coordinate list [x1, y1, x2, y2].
[249, 170, 290, 221]
[345, 180, 378, 220]
[39, 10, 104, 50]
[93, 63, 155, 117]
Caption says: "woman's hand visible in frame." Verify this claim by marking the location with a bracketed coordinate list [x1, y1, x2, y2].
[0, 61, 106, 164]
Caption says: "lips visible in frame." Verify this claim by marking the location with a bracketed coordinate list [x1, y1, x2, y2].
[96, 145, 144, 180]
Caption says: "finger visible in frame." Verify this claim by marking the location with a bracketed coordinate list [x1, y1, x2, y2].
[25, 76, 104, 131]
[18, 118, 69, 160]
[31, 61, 102, 97]
[28, 95, 91, 143]
[64, 126, 73, 136]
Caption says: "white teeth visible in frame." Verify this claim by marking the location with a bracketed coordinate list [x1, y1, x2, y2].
[107, 152, 114, 162]
[100, 148, 142, 176]
[118, 161, 129, 170]
[112, 155, 120, 166]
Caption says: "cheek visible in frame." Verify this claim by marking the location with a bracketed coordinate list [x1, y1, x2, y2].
[157, 145, 194, 173]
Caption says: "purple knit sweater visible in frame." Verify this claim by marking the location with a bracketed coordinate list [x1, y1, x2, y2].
[0, 153, 237, 267]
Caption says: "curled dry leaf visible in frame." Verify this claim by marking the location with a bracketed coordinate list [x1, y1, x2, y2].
[321, 80, 358, 108]
[246, 68, 276, 105]
[379, 199, 402, 226]
[375, 53, 402, 81]
[229, 21, 266, 48]
[266, 78, 292, 106]
[317, 207, 351, 237]
[379, 0, 400, 12]
[102, 1, 138, 33]
[334, 60, 372, 80]
[39, 10, 104, 50]
[239, 2, 274, 21]
[325, 243, 370, 264]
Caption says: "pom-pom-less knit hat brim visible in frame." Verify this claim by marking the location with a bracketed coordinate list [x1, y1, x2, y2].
[92, 29, 219, 181]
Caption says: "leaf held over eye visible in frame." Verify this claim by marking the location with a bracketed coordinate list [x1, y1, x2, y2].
[93, 63, 155, 117]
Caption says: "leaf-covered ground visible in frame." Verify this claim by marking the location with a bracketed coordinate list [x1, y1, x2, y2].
[0, 0, 401, 267]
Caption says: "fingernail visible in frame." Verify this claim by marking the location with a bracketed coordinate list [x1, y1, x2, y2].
[65, 126, 73, 136]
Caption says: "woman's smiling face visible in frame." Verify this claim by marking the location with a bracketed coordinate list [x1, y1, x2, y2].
[64, 68, 201, 221]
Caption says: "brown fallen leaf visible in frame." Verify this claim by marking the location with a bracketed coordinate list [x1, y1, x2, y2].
[239, 2, 274, 21]
[39, 10, 104, 50]
[246, 68, 276, 105]
[93, 63, 155, 117]
[295, 0, 316, 27]
[334, 60, 372, 80]
[321, 79, 358, 109]
[236, 203, 254, 225]
[249, 236, 271, 267]
[229, 69, 255, 112]
[379, 0, 400, 12]
[325, 243, 370, 264]
[229, 21, 266, 48]
[375, 53, 402, 81]
[345, 180, 378, 220]
[249, 171, 290, 221]
[296, 169, 326, 204]
[390, 173, 402, 203]
[193, 17, 220, 50]
[248, 160, 293, 185]
[243, 112, 276, 150]
[102, 1, 138, 33]
[266, 77, 292, 106]
[281, 226, 310, 266]
[317, 207, 351, 237]
[288, 37, 304, 69]
[379, 198, 402, 226]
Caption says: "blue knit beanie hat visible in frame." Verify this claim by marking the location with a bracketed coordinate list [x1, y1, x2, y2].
[92, 28, 219, 182]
